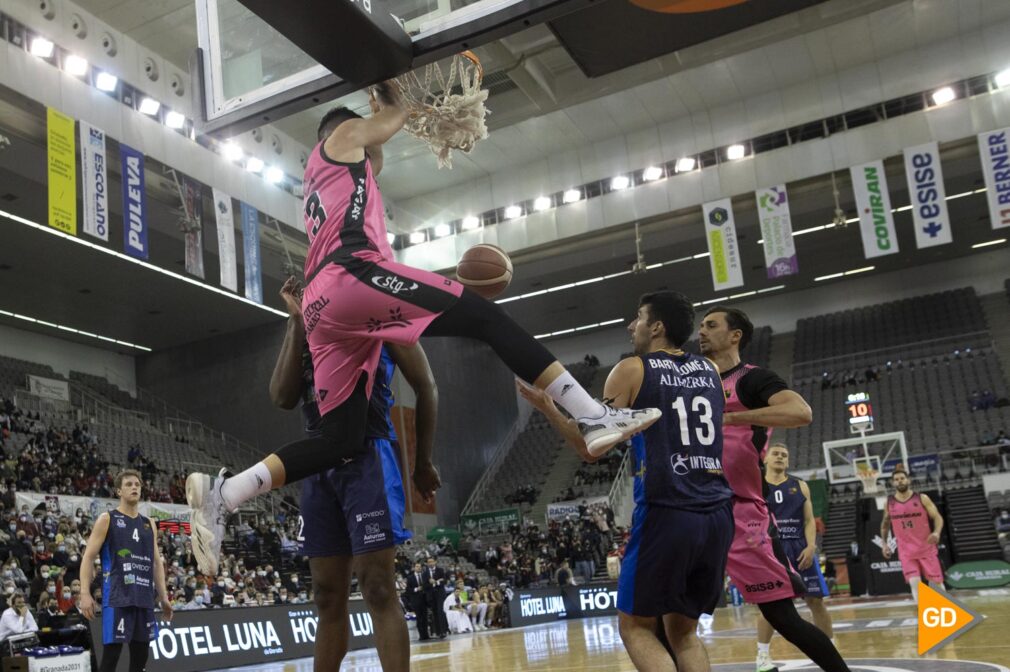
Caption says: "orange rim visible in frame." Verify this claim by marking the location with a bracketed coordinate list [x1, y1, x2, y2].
[459, 50, 483, 82]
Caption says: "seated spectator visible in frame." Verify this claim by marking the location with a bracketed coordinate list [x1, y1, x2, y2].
[443, 588, 473, 634]
[996, 430, 1010, 447]
[969, 390, 981, 412]
[0, 592, 37, 641]
[996, 510, 1010, 535]
[556, 560, 574, 586]
[477, 586, 500, 629]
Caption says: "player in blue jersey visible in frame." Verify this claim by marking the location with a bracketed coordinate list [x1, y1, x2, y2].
[270, 277, 440, 672]
[520, 291, 733, 672]
[79, 469, 173, 672]
[755, 443, 834, 672]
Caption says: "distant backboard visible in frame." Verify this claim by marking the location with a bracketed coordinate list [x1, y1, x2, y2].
[196, 0, 588, 136]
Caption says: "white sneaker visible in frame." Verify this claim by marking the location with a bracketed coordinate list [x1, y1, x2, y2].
[755, 651, 777, 672]
[579, 405, 662, 456]
[186, 468, 228, 576]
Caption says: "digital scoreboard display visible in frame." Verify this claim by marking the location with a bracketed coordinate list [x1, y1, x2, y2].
[845, 392, 874, 432]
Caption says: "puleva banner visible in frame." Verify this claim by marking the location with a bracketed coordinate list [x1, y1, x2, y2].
[977, 127, 1010, 229]
[702, 198, 744, 291]
[902, 142, 951, 248]
[755, 184, 798, 279]
[240, 202, 263, 303]
[79, 120, 109, 241]
[213, 189, 238, 292]
[120, 143, 149, 260]
[46, 108, 77, 235]
[850, 160, 899, 259]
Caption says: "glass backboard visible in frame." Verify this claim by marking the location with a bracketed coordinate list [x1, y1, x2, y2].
[196, 0, 585, 136]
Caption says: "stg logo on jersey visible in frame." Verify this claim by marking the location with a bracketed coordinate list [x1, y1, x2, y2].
[371, 275, 419, 296]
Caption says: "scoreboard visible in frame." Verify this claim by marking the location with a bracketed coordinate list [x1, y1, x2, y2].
[845, 392, 874, 433]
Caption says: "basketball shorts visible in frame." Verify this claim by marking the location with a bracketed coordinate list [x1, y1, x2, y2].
[725, 497, 805, 604]
[900, 552, 944, 584]
[779, 537, 830, 598]
[103, 605, 157, 645]
[302, 257, 463, 416]
[617, 502, 733, 618]
[298, 438, 411, 557]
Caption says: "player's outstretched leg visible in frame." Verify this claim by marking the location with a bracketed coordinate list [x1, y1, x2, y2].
[758, 599, 850, 672]
[755, 614, 777, 672]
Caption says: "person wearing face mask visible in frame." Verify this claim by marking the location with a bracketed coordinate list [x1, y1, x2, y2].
[51, 541, 69, 568]
[997, 509, 1010, 535]
[183, 592, 206, 610]
[0, 592, 37, 641]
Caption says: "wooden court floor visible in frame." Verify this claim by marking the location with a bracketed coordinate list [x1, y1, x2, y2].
[229, 589, 1010, 671]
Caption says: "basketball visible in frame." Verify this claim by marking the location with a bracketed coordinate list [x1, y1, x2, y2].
[456, 244, 513, 299]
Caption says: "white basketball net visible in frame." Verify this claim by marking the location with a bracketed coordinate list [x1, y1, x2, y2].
[857, 470, 880, 495]
[392, 51, 489, 169]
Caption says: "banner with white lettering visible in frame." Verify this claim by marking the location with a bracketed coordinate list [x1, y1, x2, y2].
[509, 583, 619, 628]
[15, 491, 188, 522]
[850, 160, 899, 258]
[183, 177, 205, 279]
[545, 496, 608, 523]
[120, 143, 149, 259]
[91, 602, 375, 672]
[978, 127, 1010, 229]
[79, 121, 109, 241]
[213, 189, 238, 292]
[755, 184, 798, 278]
[902, 142, 951, 248]
[702, 198, 744, 291]
[26, 375, 69, 402]
[240, 202, 263, 303]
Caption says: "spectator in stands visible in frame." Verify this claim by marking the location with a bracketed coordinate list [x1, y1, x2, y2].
[996, 430, 1010, 447]
[996, 510, 1010, 535]
[0, 592, 36, 642]
[982, 390, 997, 410]
[970, 390, 982, 412]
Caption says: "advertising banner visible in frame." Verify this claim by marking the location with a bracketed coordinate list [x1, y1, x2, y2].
[240, 202, 263, 303]
[79, 120, 109, 241]
[903, 142, 952, 248]
[460, 508, 520, 536]
[546, 495, 609, 522]
[755, 185, 798, 278]
[977, 127, 1010, 229]
[702, 199, 744, 291]
[213, 189, 238, 292]
[944, 560, 1010, 589]
[850, 160, 899, 258]
[27, 375, 69, 402]
[46, 108, 77, 235]
[183, 177, 205, 279]
[508, 582, 620, 628]
[15, 491, 188, 522]
[120, 143, 149, 259]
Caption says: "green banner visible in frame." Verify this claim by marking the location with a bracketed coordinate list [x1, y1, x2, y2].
[944, 560, 1010, 589]
[807, 479, 828, 520]
[460, 508, 520, 536]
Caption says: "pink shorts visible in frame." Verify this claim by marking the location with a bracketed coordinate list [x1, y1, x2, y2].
[901, 553, 944, 583]
[725, 497, 800, 604]
[302, 257, 463, 415]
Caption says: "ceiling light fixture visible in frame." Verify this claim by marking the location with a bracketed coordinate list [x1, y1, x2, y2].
[562, 189, 582, 204]
[138, 98, 161, 116]
[164, 111, 186, 129]
[533, 196, 552, 211]
[642, 166, 663, 181]
[95, 72, 118, 92]
[245, 157, 264, 173]
[221, 143, 243, 162]
[64, 55, 88, 77]
[504, 205, 523, 219]
[265, 166, 284, 184]
[931, 86, 956, 105]
[434, 223, 452, 237]
[409, 231, 426, 245]
[30, 37, 55, 58]
[972, 238, 1006, 249]
[726, 144, 746, 161]
[996, 69, 1010, 89]
[610, 175, 630, 190]
[461, 216, 481, 230]
[676, 157, 697, 173]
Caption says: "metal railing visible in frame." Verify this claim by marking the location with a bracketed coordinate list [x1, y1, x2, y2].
[606, 449, 634, 526]
[792, 331, 994, 377]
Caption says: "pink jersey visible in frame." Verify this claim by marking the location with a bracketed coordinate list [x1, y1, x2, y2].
[887, 493, 935, 559]
[303, 143, 394, 277]
[721, 363, 774, 506]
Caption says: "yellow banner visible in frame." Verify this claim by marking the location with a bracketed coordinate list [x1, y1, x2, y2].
[47, 108, 77, 235]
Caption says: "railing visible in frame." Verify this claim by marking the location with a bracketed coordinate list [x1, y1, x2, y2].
[792, 331, 994, 377]
[12, 389, 73, 420]
[460, 413, 529, 516]
[71, 384, 151, 429]
[606, 449, 634, 527]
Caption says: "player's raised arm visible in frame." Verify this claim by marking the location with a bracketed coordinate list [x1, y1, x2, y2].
[920, 493, 944, 545]
[724, 389, 812, 429]
[270, 277, 307, 409]
[79, 512, 110, 620]
[387, 342, 441, 502]
[324, 81, 407, 160]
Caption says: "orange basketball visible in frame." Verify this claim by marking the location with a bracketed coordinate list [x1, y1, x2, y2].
[628, 0, 747, 14]
[456, 244, 513, 300]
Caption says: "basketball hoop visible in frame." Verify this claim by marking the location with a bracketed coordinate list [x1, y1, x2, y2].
[857, 469, 880, 496]
[390, 51, 489, 169]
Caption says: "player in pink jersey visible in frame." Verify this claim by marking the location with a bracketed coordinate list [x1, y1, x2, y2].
[186, 82, 660, 576]
[880, 465, 946, 602]
[699, 306, 850, 672]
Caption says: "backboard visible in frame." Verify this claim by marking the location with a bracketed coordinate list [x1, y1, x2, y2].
[195, 0, 588, 136]
[822, 431, 908, 486]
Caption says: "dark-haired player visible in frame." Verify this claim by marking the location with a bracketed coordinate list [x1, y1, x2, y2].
[881, 465, 946, 603]
[522, 291, 733, 672]
[187, 83, 660, 574]
[699, 306, 850, 672]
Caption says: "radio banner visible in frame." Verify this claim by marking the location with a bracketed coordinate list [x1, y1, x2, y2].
[183, 177, 205, 279]
[79, 120, 109, 241]
[27, 375, 69, 402]
[755, 184, 798, 278]
[977, 127, 1010, 229]
[702, 198, 744, 291]
[91, 602, 376, 672]
[120, 143, 149, 259]
[850, 160, 899, 258]
[213, 189, 238, 292]
[903, 142, 951, 248]
[240, 201, 263, 303]
[46, 108, 77, 235]
[546, 496, 608, 523]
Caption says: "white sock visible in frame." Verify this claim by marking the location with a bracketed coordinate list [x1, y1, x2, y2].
[220, 462, 272, 511]
[544, 371, 605, 419]
[757, 642, 771, 656]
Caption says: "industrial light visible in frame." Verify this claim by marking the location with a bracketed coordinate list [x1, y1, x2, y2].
[265, 166, 285, 184]
[221, 143, 243, 162]
[165, 111, 186, 129]
[996, 69, 1010, 89]
[434, 223, 452, 237]
[562, 189, 582, 204]
[972, 238, 1006, 249]
[409, 231, 426, 244]
[245, 157, 264, 173]
[726, 144, 746, 160]
[931, 87, 955, 105]
[95, 72, 118, 92]
[461, 216, 480, 230]
[675, 157, 697, 173]
[30, 37, 54, 58]
[64, 55, 88, 77]
[138, 98, 161, 116]
[533, 196, 552, 212]
[610, 175, 630, 190]
[642, 166, 663, 181]
[386, 232, 396, 245]
[504, 205, 523, 219]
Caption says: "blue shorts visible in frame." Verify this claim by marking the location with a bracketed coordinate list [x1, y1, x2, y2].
[617, 502, 734, 618]
[298, 438, 411, 557]
[780, 537, 829, 598]
[102, 605, 157, 645]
